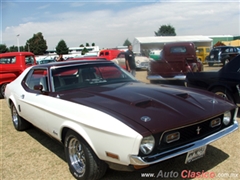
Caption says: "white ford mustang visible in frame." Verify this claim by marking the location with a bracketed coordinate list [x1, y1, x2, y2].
[4, 59, 238, 180]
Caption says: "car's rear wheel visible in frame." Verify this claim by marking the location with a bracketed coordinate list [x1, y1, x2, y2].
[11, 103, 31, 131]
[64, 130, 107, 180]
[208, 63, 214, 67]
[223, 59, 229, 66]
[0, 83, 8, 98]
[211, 87, 234, 104]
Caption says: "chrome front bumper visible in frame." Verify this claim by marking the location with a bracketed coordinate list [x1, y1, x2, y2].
[147, 75, 186, 81]
[130, 120, 238, 165]
[206, 60, 221, 64]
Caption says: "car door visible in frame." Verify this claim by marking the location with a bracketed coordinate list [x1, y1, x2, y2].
[19, 68, 52, 133]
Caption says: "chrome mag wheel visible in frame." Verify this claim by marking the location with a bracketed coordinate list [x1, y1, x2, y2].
[12, 105, 19, 127]
[68, 137, 86, 177]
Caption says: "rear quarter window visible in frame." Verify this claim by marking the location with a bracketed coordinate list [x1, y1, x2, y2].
[25, 56, 35, 65]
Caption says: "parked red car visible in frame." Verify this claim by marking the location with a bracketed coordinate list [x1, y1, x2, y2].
[98, 49, 122, 60]
[147, 42, 203, 84]
[0, 52, 36, 98]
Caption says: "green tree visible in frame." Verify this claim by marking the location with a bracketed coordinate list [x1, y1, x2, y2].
[56, 40, 69, 55]
[91, 43, 95, 46]
[8, 45, 18, 52]
[26, 32, 48, 55]
[86, 43, 89, 47]
[81, 47, 89, 55]
[79, 44, 84, 47]
[0, 44, 9, 53]
[123, 39, 131, 46]
[154, 24, 176, 36]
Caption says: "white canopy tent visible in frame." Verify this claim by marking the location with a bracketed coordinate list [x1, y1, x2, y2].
[132, 36, 213, 54]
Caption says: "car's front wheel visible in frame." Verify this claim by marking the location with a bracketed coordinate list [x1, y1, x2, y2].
[211, 87, 234, 104]
[64, 130, 107, 180]
[11, 103, 31, 131]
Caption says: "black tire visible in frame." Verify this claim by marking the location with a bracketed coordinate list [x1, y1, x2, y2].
[211, 87, 234, 104]
[0, 83, 7, 99]
[208, 63, 214, 67]
[64, 130, 107, 180]
[11, 103, 31, 131]
[223, 58, 229, 66]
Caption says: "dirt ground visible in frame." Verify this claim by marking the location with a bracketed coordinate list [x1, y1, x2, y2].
[1, 68, 240, 180]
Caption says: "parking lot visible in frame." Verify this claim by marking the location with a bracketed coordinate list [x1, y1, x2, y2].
[1, 64, 239, 180]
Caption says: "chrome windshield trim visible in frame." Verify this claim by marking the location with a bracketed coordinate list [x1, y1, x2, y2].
[130, 120, 238, 165]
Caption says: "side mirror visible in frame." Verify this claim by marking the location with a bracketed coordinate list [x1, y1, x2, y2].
[34, 84, 43, 91]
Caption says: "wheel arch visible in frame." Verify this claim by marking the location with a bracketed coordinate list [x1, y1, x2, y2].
[60, 124, 97, 156]
[208, 83, 233, 93]
[208, 83, 235, 103]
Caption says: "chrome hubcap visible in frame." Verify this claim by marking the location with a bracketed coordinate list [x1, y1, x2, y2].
[12, 106, 19, 127]
[68, 138, 86, 176]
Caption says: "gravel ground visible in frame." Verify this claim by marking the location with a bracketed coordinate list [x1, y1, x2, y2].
[1, 66, 239, 180]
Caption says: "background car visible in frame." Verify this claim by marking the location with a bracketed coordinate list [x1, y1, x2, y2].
[0, 52, 36, 98]
[186, 54, 240, 105]
[147, 42, 203, 84]
[4, 60, 238, 180]
[112, 51, 151, 70]
[37, 59, 56, 64]
[206, 46, 239, 66]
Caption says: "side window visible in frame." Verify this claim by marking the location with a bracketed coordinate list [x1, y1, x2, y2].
[25, 56, 35, 65]
[105, 52, 109, 56]
[25, 69, 48, 91]
[0, 56, 16, 64]
[224, 48, 229, 53]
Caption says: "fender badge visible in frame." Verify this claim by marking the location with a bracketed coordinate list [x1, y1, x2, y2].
[141, 116, 151, 122]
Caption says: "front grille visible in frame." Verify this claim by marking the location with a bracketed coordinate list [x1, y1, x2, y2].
[157, 115, 232, 152]
[209, 51, 219, 60]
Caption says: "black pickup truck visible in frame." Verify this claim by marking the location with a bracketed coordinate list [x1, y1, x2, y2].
[186, 54, 240, 106]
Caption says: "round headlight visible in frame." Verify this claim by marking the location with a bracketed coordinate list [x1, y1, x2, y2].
[140, 135, 155, 155]
[223, 111, 231, 125]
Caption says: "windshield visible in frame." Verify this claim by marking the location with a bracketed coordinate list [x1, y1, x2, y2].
[51, 63, 137, 92]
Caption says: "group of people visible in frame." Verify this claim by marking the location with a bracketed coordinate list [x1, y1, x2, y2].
[56, 44, 137, 77]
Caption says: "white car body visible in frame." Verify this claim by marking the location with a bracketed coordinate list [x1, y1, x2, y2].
[4, 60, 238, 179]
[5, 67, 142, 166]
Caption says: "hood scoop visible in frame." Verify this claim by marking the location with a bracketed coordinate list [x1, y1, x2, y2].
[133, 100, 153, 108]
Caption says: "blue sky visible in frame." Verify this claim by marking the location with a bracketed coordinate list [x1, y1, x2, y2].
[1, 0, 240, 50]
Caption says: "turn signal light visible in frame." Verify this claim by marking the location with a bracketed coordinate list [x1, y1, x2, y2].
[210, 118, 221, 127]
[166, 132, 180, 143]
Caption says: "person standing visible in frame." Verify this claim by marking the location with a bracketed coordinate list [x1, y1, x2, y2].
[125, 44, 136, 77]
[56, 54, 64, 62]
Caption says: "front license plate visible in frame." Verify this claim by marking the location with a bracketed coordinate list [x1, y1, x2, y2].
[185, 146, 207, 164]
